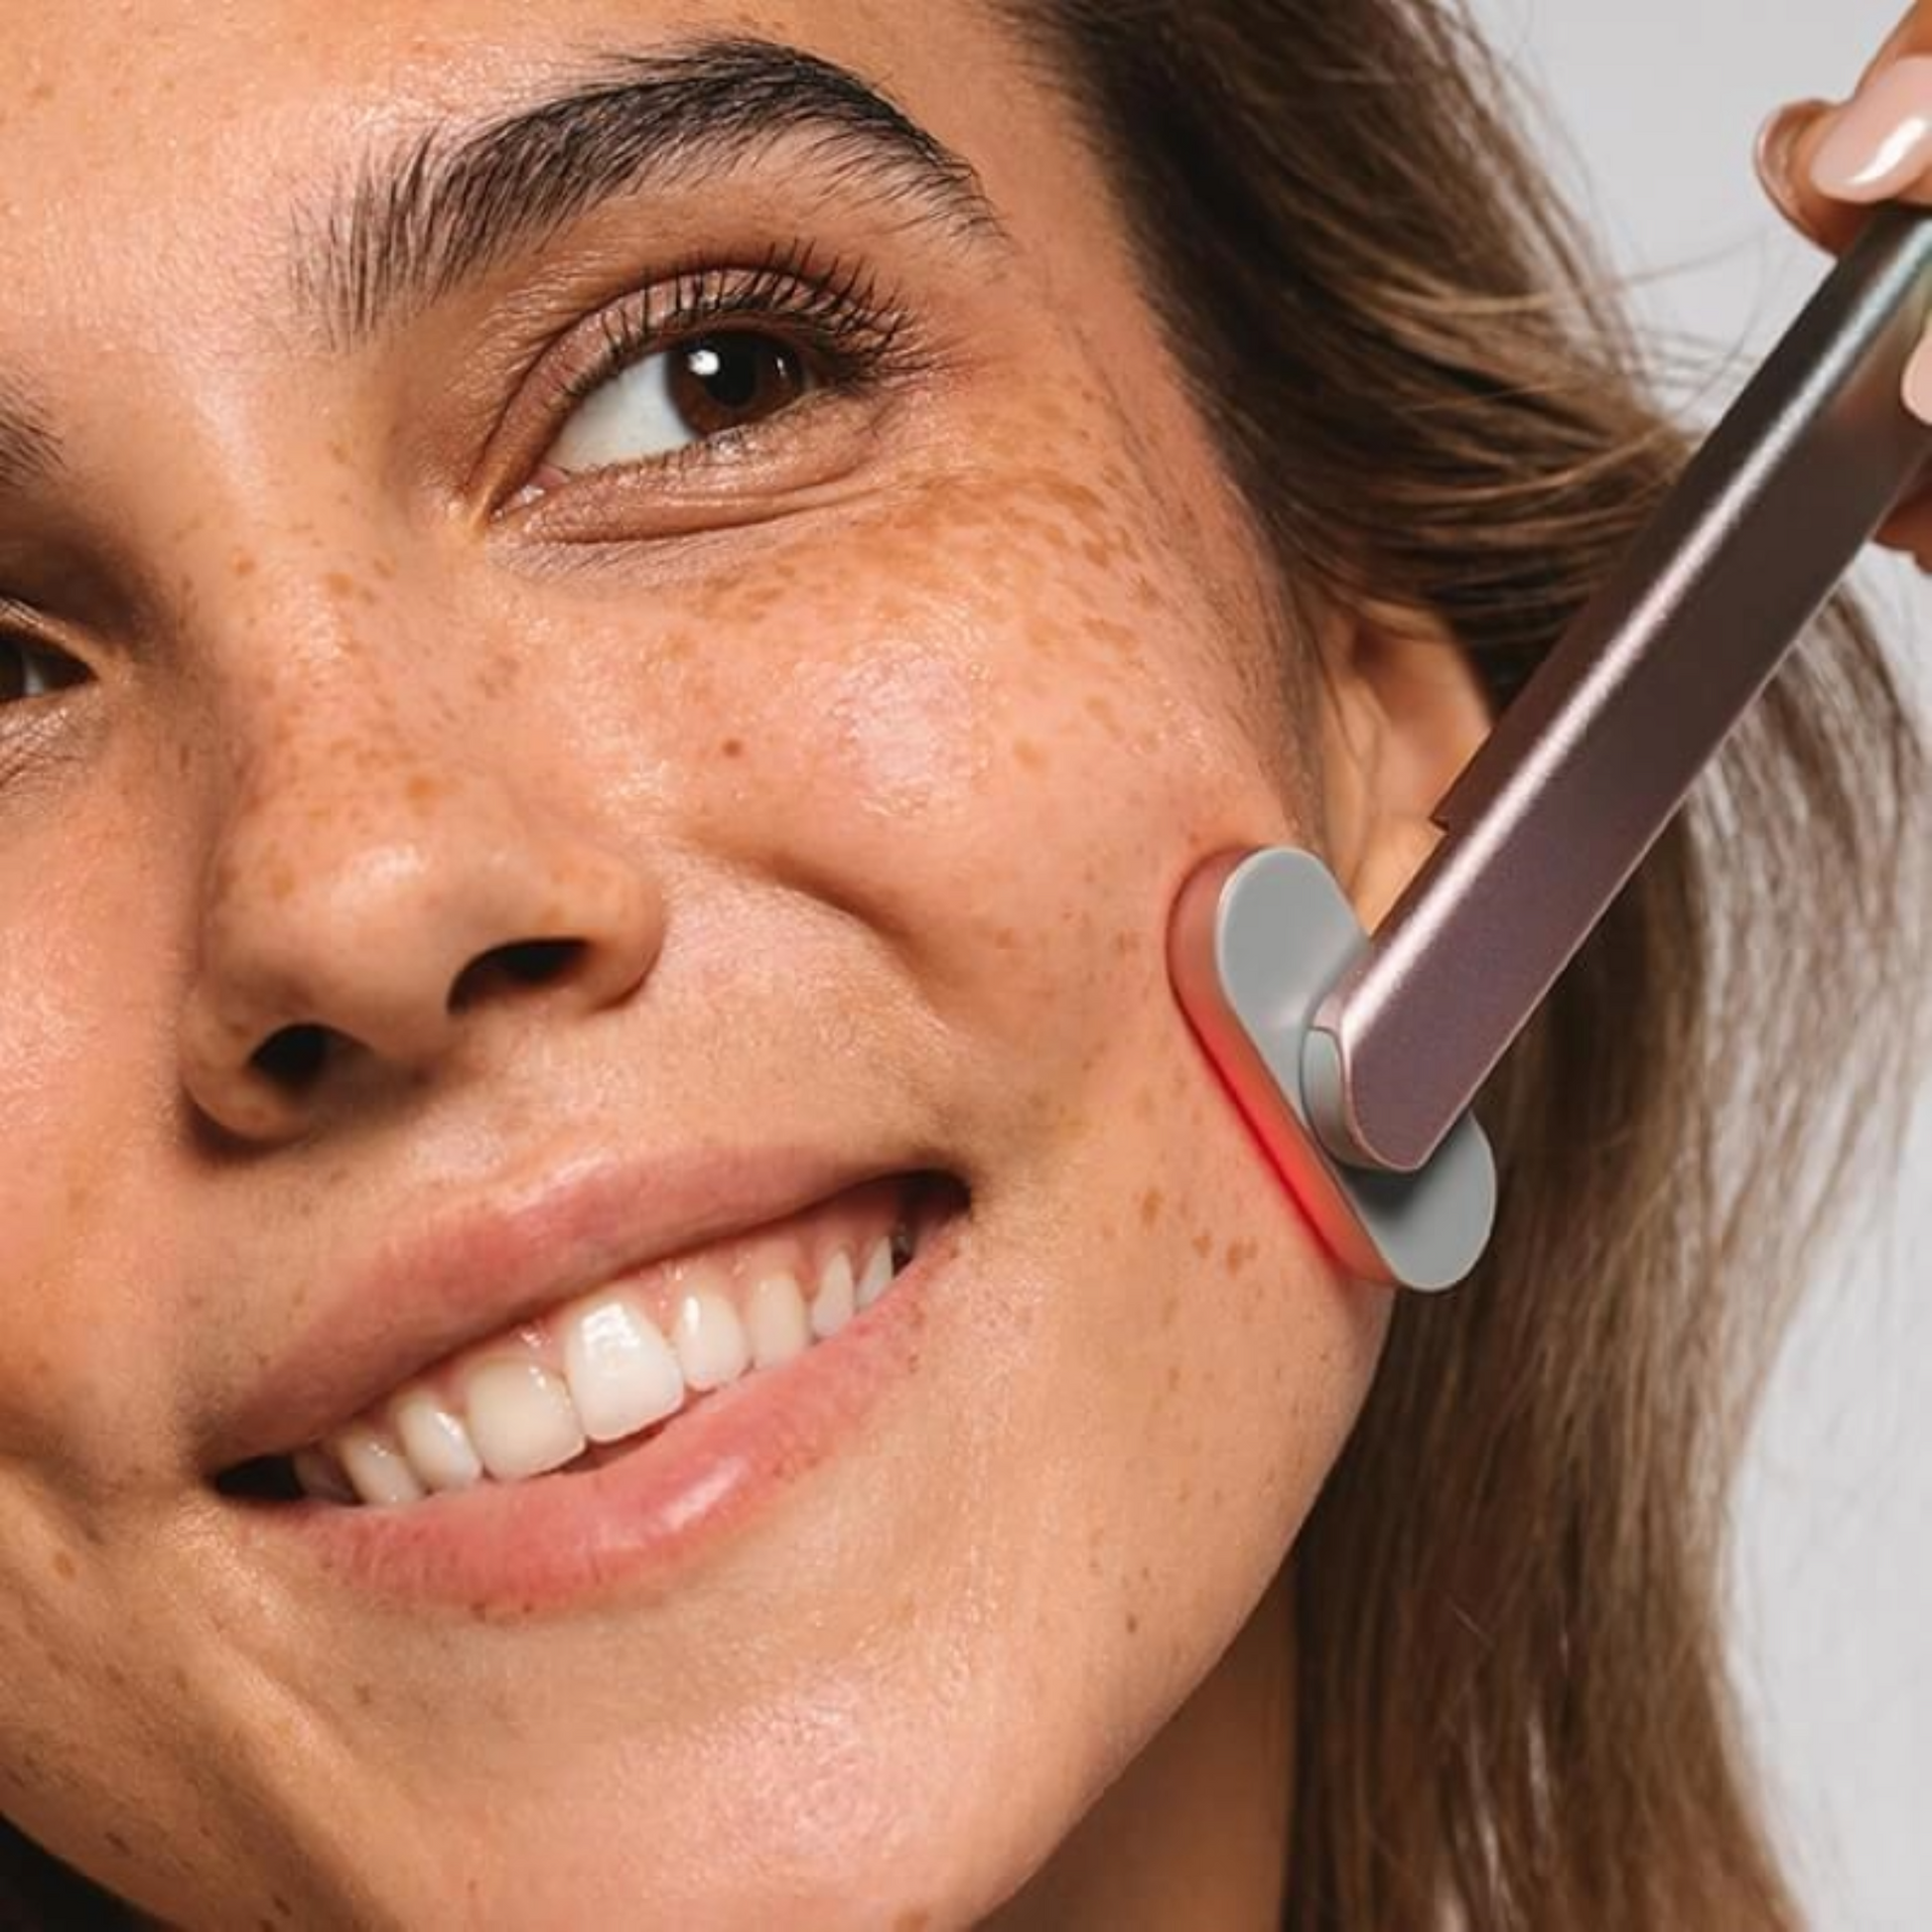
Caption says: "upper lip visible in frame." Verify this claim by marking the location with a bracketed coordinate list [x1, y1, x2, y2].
[208, 1146, 913, 1473]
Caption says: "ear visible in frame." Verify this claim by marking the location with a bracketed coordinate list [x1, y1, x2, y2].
[1313, 604, 1493, 930]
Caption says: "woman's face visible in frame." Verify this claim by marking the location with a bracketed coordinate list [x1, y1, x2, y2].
[0, 3, 1416, 1924]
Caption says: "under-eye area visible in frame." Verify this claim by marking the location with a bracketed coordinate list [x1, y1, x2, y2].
[214, 1172, 970, 1507]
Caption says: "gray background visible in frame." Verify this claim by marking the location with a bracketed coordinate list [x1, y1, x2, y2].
[1460, 4, 1931, 1925]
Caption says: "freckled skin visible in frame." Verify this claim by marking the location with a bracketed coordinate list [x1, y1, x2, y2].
[0, 3, 1485, 1929]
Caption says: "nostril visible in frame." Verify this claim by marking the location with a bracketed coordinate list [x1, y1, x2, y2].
[252, 1024, 333, 1090]
[448, 937, 587, 1014]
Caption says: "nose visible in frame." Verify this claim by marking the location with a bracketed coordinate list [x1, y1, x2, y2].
[179, 707, 666, 1146]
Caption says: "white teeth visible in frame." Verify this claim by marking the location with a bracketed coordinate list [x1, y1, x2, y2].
[855, 1236, 895, 1311]
[333, 1427, 428, 1507]
[391, 1393, 483, 1493]
[746, 1270, 812, 1369]
[561, 1295, 686, 1444]
[463, 1360, 587, 1481]
[810, 1250, 856, 1339]
[671, 1287, 752, 1392]
[302, 1196, 939, 1505]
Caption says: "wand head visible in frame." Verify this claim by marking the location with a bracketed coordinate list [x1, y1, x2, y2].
[1168, 847, 1497, 1292]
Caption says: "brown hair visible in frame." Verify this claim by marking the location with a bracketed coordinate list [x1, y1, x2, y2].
[1001, 0, 1925, 1925]
[4, 0, 1924, 1922]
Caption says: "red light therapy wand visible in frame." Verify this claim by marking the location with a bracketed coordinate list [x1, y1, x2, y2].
[1171, 205, 1932, 1290]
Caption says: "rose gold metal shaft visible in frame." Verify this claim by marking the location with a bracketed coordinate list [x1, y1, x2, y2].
[1306, 206, 1932, 1173]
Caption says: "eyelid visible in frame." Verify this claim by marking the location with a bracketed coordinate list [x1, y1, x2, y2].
[480, 239, 933, 517]
[547, 244, 914, 415]
[0, 592, 73, 655]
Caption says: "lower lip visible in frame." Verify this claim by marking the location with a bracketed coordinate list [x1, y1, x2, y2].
[229, 1209, 965, 1619]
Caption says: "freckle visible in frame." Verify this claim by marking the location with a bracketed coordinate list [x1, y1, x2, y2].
[1040, 477, 1108, 518]
[1139, 1186, 1164, 1228]
[171, 1666, 190, 1691]
[28, 81, 55, 104]
[405, 773, 447, 808]
[51, 1549, 75, 1581]
[1013, 738, 1047, 772]
[719, 737, 744, 759]
[1165, 1360, 1181, 1390]
[353, 1683, 375, 1709]
[232, 553, 258, 580]
[1191, 1230, 1213, 1259]
[1125, 1611, 1141, 1636]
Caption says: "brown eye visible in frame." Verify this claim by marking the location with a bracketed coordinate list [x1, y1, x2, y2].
[544, 331, 814, 479]
[665, 334, 809, 438]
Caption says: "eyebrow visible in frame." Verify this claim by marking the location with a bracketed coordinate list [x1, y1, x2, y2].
[0, 377, 58, 494]
[294, 36, 1005, 350]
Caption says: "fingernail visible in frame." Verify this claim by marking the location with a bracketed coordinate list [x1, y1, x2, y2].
[1902, 323, 1932, 427]
[1810, 57, 1932, 201]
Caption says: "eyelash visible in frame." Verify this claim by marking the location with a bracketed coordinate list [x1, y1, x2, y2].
[543, 239, 923, 460]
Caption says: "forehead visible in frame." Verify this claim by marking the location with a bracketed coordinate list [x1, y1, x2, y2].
[0, 1, 1086, 349]
[8, 0, 1023, 131]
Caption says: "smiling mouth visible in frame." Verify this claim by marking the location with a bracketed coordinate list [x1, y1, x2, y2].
[216, 1171, 968, 1510]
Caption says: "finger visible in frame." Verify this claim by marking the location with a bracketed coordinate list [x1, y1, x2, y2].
[1757, 11, 1932, 575]
[1756, 99, 1869, 254]
[1864, 3, 1932, 80]
[1804, 57, 1932, 206]
[1757, 38, 1932, 253]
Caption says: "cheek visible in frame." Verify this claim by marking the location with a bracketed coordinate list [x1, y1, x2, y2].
[0, 817, 183, 1461]
[643, 467, 1297, 1025]
[821, 643, 991, 827]
[624, 467, 1384, 1677]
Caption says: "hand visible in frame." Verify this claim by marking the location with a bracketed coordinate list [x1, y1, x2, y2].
[1757, 7, 1932, 567]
